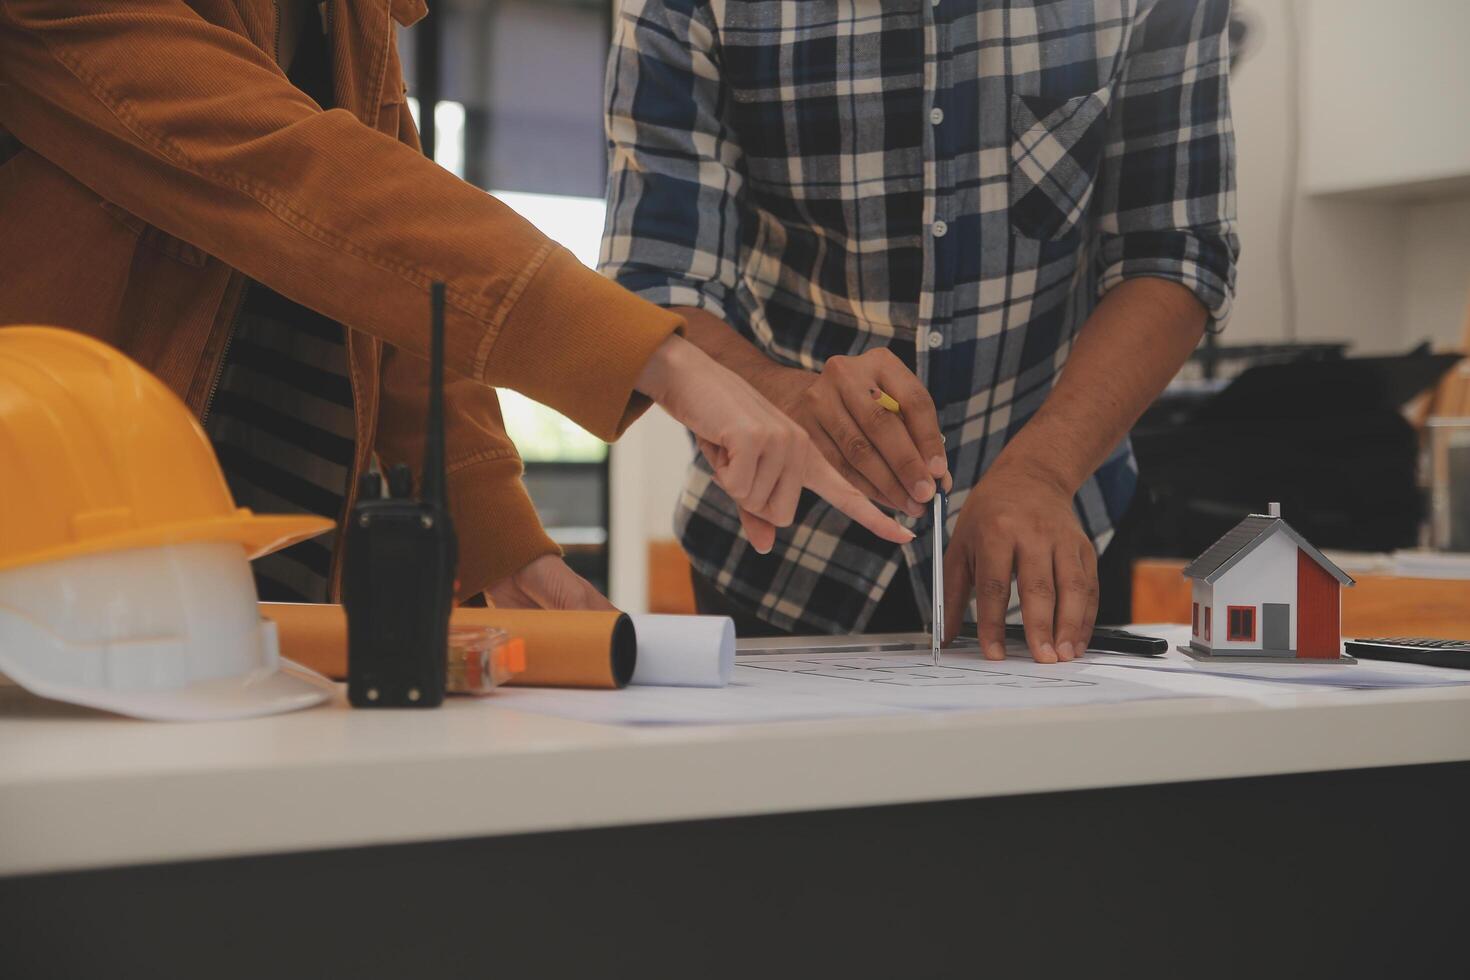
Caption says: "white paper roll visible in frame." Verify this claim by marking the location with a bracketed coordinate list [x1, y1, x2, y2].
[628, 614, 736, 688]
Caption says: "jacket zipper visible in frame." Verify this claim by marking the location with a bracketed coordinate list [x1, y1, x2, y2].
[272, 1, 282, 63]
[329, 330, 365, 603]
[199, 288, 246, 428]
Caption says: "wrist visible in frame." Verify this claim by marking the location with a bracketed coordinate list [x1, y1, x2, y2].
[668, 305, 803, 404]
[750, 361, 810, 408]
[987, 441, 1080, 500]
[634, 333, 697, 403]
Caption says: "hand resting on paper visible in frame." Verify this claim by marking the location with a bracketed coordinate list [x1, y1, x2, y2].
[941, 279, 1207, 664]
[943, 456, 1098, 665]
[486, 554, 616, 611]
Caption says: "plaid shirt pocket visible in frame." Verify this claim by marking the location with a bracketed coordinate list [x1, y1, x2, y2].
[1009, 88, 1112, 241]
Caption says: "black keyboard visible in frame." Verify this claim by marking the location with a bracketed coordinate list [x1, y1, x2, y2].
[1343, 637, 1470, 670]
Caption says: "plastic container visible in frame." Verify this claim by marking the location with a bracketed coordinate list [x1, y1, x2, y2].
[446, 625, 526, 695]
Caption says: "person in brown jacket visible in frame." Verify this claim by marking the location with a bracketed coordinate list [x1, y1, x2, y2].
[0, 0, 910, 608]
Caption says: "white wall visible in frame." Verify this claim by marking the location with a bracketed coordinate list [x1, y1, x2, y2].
[1230, 0, 1396, 349]
[1403, 197, 1470, 349]
[609, 406, 694, 612]
[1229, 0, 1470, 352]
[1210, 529, 1300, 652]
[1300, 0, 1470, 197]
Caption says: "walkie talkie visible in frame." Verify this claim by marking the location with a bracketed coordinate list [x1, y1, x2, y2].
[344, 282, 458, 708]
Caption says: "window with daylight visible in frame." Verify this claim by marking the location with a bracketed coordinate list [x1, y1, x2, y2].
[397, 0, 616, 593]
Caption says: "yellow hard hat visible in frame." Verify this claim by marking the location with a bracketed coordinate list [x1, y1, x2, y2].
[0, 326, 333, 574]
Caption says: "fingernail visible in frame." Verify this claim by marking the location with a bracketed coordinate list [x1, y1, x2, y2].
[929, 455, 947, 477]
[913, 478, 935, 501]
[905, 500, 925, 518]
[1040, 643, 1058, 663]
[1058, 641, 1074, 661]
[985, 642, 1006, 660]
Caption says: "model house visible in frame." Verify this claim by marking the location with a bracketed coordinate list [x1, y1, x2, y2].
[1182, 504, 1355, 659]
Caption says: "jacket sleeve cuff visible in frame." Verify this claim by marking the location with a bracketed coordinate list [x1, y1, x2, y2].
[448, 452, 561, 602]
[481, 245, 685, 441]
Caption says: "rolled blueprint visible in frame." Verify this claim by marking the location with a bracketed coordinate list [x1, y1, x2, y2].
[627, 614, 735, 688]
[262, 603, 637, 690]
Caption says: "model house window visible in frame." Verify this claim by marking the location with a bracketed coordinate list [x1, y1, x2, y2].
[1192, 603, 1199, 636]
[1227, 606, 1256, 642]
[1204, 607, 1211, 641]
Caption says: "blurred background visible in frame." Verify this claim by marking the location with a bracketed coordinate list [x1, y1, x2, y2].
[399, 0, 616, 595]
[397, 0, 1470, 633]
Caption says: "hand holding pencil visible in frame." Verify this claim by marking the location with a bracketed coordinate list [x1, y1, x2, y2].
[764, 348, 951, 517]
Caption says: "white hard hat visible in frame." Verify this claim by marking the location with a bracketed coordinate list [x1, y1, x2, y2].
[0, 540, 334, 721]
[0, 326, 335, 721]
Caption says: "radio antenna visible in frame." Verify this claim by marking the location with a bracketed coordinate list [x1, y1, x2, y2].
[421, 282, 448, 513]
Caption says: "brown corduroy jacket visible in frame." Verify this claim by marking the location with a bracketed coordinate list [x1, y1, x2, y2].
[0, 0, 682, 599]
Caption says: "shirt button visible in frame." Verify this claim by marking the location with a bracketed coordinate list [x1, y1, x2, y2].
[929, 107, 944, 126]
[932, 219, 948, 238]
[927, 330, 944, 349]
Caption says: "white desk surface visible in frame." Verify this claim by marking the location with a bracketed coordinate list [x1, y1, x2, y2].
[3, 643, 1470, 878]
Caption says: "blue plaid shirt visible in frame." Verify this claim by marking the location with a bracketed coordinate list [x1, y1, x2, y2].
[601, 0, 1239, 633]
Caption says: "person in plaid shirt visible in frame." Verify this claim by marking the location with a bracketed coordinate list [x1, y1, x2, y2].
[600, 0, 1239, 662]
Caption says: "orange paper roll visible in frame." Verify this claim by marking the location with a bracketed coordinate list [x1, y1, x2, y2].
[261, 603, 636, 690]
[451, 608, 635, 689]
[264, 602, 351, 678]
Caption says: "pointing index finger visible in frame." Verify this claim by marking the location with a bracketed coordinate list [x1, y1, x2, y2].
[805, 453, 915, 544]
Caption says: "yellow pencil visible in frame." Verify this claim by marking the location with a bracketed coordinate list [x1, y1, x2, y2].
[872, 387, 942, 443]
[871, 387, 903, 415]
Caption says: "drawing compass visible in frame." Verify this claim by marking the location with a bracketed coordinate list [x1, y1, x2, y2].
[931, 492, 944, 667]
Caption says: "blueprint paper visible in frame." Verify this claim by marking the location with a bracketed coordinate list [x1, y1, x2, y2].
[1088, 625, 1470, 690]
[629, 615, 734, 688]
[490, 628, 1470, 727]
[492, 639, 1225, 726]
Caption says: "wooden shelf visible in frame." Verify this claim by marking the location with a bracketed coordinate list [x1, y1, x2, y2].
[1133, 558, 1470, 639]
[648, 540, 696, 614]
[650, 544, 1470, 638]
